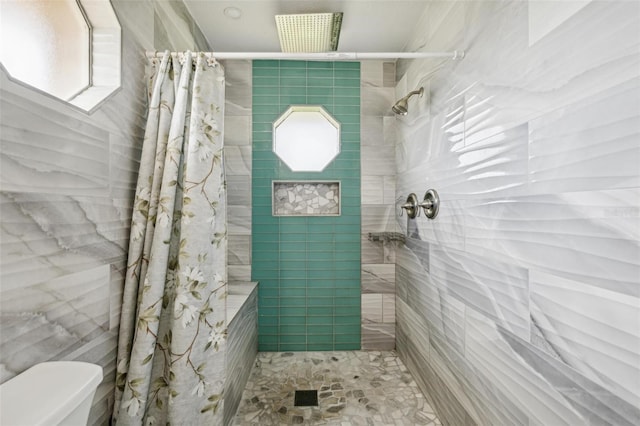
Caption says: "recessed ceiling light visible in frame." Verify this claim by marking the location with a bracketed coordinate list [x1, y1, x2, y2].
[224, 7, 242, 19]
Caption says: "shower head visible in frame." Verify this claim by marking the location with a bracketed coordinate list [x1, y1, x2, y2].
[392, 87, 424, 115]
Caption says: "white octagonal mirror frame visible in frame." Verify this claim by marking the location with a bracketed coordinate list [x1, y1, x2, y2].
[273, 105, 341, 172]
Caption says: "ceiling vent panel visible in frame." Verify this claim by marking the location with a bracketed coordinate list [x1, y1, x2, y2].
[275, 13, 343, 53]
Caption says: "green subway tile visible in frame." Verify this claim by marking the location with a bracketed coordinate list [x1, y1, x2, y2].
[307, 87, 334, 96]
[335, 334, 360, 344]
[281, 315, 306, 325]
[334, 69, 360, 78]
[259, 287, 279, 298]
[259, 315, 279, 326]
[259, 297, 279, 307]
[280, 324, 306, 334]
[253, 86, 280, 96]
[280, 306, 306, 316]
[307, 78, 333, 87]
[335, 78, 360, 88]
[258, 334, 278, 343]
[307, 68, 333, 78]
[306, 270, 334, 280]
[306, 96, 333, 105]
[280, 60, 306, 68]
[258, 307, 279, 316]
[253, 76, 280, 86]
[335, 324, 361, 334]
[254, 249, 278, 261]
[279, 279, 306, 289]
[280, 297, 305, 307]
[253, 114, 278, 124]
[307, 61, 333, 69]
[335, 288, 361, 297]
[307, 280, 334, 289]
[254, 60, 280, 68]
[307, 287, 333, 298]
[252, 123, 273, 133]
[307, 306, 334, 316]
[334, 306, 355, 316]
[334, 86, 360, 96]
[307, 315, 333, 325]
[279, 343, 307, 351]
[280, 68, 306, 77]
[253, 67, 280, 77]
[307, 297, 334, 307]
[280, 251, 306, 262]
[280, 269, 307, 279]
[280, 287, 306, 298]
[335, 343, 360, 350]
[259, 343, 278, 351]
[307, 324, 333, 335]
[280, 334, 306, 344]
[307, 334, 333, 344]
[334, 62, 359, 69]
[334, 315, 360, 325]
[307, 343, 332, 351]
[280, 95, 307, 105]
[280, 77, 307, 86]
[253, 95, 279, 106]
[335, 297, 360, 307]
[259, 325, 278, 335]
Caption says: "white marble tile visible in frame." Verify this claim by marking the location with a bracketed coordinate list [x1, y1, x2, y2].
[529, 78, 640, 194]
[361, 176, 384, 204]
[361, 293, 383, 323]
[227, 174, 251, 206]
[361, 60, 384, 88]
[382, 294, 395, 323]
[224, 145, 252, 176]
[530, 269, 640, 407]
[361, 86, 396, 117]
[228, 235, 251, 266]
[464, 189, 640, 297]
[224, 115, 252, 146]
[361, 115, 384, 146]
[430, 245, 530, 339]
[465, 308, 584, 425]
[361, 264, 395, 294]
[361, 144, 395, 176]
[394, 2, 640, 425]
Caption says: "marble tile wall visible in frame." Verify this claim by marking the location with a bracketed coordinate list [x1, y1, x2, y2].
[394, 1, 640, 425]
[0, 1, 209, 424]
[224, 284, 258, 426]
[360, 61, 398, 350]
[222, 59, 253, 284]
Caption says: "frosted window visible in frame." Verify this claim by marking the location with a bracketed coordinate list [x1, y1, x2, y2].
[0, 0, 90, 100]
[273, 106, 341, 172]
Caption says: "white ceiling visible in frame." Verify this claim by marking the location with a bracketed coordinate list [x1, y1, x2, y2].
[183, 1, 430, 53]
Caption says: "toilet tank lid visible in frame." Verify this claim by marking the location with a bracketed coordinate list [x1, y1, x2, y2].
[0, 361, 103, 426]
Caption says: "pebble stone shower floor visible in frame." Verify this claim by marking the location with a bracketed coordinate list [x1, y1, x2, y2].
[232, 351, 442, 425]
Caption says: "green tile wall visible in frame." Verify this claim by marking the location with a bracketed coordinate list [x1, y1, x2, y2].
[251, 60, 361, 351]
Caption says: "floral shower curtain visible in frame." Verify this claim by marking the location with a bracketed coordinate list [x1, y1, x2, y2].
[113, 51, 227, 425]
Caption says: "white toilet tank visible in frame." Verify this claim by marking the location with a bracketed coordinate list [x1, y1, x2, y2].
[0, 361, 102, 426]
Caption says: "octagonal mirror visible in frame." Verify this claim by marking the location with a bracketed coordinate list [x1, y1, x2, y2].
[273, 105, 340, 172]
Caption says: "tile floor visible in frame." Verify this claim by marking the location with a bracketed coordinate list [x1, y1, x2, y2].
[232, 351, 442, 425]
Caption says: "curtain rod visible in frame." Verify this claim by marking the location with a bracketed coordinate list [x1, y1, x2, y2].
[145, 51, 465, 61]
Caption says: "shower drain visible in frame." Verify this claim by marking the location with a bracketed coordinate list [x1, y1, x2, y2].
[294, 390, 318, 407]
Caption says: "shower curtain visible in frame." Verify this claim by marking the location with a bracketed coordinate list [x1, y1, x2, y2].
[113, 51, 227, 425]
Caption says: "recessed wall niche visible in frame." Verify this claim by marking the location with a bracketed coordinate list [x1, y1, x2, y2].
[273, 181, 340, 216]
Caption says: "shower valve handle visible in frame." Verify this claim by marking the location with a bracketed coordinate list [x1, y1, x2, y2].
[419, 189, 440, 219]
[400, 193, 419, 219]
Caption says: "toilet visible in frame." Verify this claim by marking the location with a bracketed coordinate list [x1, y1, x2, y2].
[0, 361, 102, 425]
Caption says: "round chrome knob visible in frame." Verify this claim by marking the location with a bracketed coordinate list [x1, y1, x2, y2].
[400, 193, 419, 219]
[419, 189, 439, 219]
